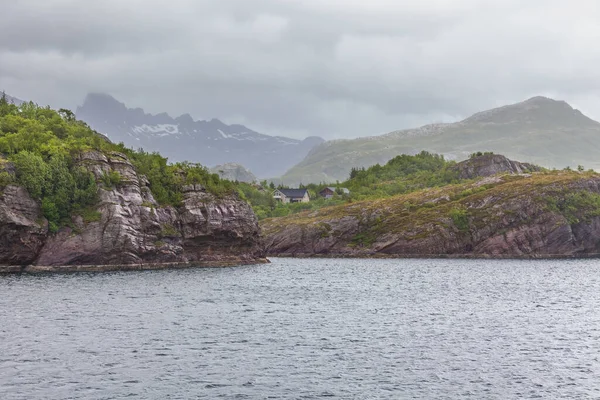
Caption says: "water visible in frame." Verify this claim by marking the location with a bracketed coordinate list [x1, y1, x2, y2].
[2, 258, 600, 399]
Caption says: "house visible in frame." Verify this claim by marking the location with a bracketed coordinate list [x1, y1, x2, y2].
[319, 187, 350, 199]
[273, 188, 310, 203]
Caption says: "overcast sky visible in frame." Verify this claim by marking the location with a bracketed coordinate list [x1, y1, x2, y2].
[2, 0, 600, 139]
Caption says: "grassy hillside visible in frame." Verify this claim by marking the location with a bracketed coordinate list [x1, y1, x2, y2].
[242, 151, 467, 220]
[245, 151, 541, 220]
[262, 169, 600, 256]
[280, 96, 600, 184]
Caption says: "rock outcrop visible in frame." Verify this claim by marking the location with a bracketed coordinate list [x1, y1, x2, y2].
[452, 153, 541, 180]
[0, 151, 265, 270]
[210, 163, 258, 183]
[262, 170, 600, 259]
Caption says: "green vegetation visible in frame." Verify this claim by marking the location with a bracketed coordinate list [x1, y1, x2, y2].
[244, 151, 461, 220]
[0, 93, 237, 232]
[101, 170, 122, 188]
[449, 208, 469, 231]
[345, 151, 459, 198]
[469, 151, 495, 159]
[546, 191, 600, 224]
[80, 208, 102, 224]
[262, 169, 600, 249]
[159, 223, 181, 238]
[349, 232, 377, 247]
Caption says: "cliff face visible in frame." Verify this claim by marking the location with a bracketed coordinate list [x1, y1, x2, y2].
[0, 151, 265, 269]
[262, 170, 600, 259]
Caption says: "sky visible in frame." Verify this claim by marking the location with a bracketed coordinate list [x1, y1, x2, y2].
[2, 0, 600, 139]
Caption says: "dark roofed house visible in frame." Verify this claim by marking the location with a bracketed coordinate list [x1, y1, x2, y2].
[273, 188, 310, 203]
[319, 187, 350, 199]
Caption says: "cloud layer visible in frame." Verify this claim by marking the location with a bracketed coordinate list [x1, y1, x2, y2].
[3, 0, 600, 138]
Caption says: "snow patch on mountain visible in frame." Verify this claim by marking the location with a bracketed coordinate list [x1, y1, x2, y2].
[132, 124, 180, 135]
[75, 93, 325, 178]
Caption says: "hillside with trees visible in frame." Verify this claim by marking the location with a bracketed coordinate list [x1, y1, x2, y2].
[0, 93, 237, 232]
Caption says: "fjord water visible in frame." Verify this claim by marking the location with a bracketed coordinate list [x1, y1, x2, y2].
[2, 259, 600, 399]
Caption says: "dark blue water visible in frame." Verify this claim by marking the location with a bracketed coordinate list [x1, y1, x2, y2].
[2, 258, 600, 399]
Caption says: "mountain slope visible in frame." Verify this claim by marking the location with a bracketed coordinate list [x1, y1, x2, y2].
[1, 93, 23, 105]
[75, 93, 324, 178]
[281, 96, 600, 184]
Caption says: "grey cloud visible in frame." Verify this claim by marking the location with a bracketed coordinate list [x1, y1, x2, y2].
[2, 0, 600, 139]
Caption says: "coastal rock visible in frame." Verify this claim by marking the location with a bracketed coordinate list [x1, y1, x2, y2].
[0, 186, 46, 265]
[262, 172, 600, 259]
[1, 151, 264, 268]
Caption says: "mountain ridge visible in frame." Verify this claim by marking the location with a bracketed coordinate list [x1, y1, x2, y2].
[1, 93, 23, 106]
[280, 96, 600, 184]
[75, 93, 324, 178]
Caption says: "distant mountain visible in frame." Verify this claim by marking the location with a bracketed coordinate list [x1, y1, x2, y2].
[1, 92, 23, 105]
[281, 96, 600, 184]
[210, 163, 258, 183]
[75, 93, 324, 178]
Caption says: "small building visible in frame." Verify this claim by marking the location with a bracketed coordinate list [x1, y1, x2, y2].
[319, 187, 350, 199]
[273, 188, 310, 204]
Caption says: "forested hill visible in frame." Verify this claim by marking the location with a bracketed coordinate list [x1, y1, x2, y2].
[0, 94, 238, 232]
[0, 94, 265, 268]
[244, 151, 542, 220]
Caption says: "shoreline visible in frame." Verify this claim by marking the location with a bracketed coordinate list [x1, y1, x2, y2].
[4, 252, 599, 274]
[0, 258, 270, 275]
[266, 253, 600, 260]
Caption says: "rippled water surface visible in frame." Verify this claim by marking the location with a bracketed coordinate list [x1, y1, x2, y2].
[2, 258, 600, 399]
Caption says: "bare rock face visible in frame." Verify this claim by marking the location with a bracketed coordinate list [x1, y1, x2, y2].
[452, 154, 541, 180]
[210, 163, 258, 183]
[0, 186, 46, 265]
[1, 151, 264, 269]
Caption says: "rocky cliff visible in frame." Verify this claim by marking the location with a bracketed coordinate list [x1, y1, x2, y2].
[262, 168, 600, 259]
[0, 151, 265, 271]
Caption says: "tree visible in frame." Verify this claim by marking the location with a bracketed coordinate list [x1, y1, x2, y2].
[58, 108, 76, 122]
[11, 151, 50, 199]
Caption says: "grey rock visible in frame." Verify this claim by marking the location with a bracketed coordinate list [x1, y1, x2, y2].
[211, 163, 258, 183]
[452, 154, 542, 180]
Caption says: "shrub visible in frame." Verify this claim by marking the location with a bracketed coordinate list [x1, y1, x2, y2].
[0, 171, 12, 188]
[160, 223, 180, 238]
[101, 170, 122, 188]
[449, 208, 469, 231]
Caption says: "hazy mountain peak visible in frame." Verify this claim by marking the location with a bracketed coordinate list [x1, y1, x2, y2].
[280, 95, 600, 185]
[523, 95, 562, 104]
[175, 113, 194, 124]
[1, 92, 24, 105]
[461, 95, 593, 127]
[82, 92, 124, 107]
[74, 93, 324, 178]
